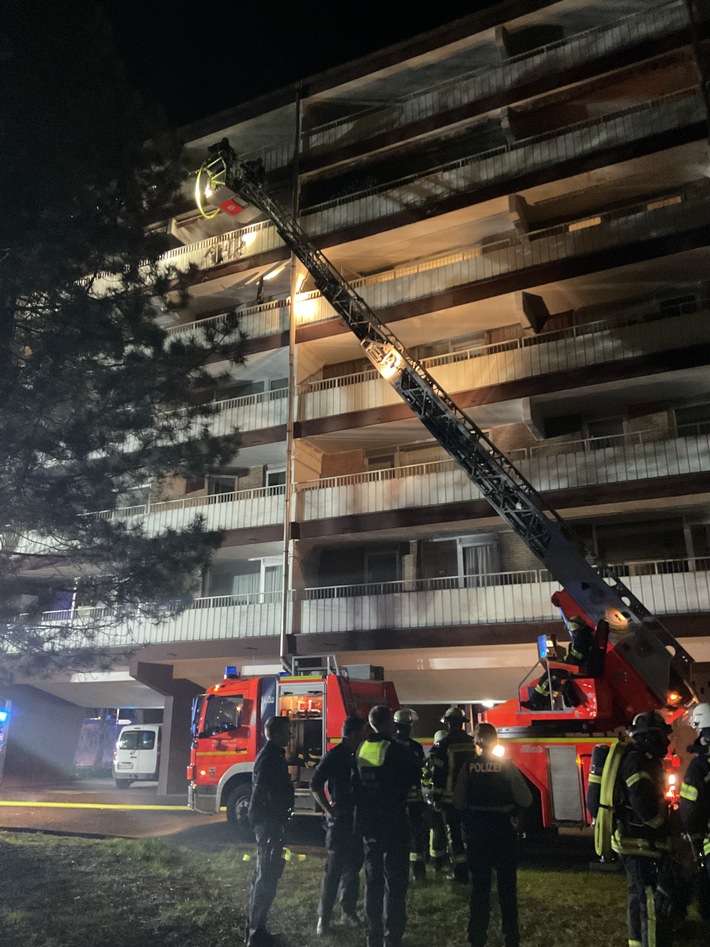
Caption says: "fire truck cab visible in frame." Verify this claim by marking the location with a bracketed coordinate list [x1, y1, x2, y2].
[187, 658, 398, 837]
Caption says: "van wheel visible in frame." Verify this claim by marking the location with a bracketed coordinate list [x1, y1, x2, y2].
[225, 784, 253, 840]
[115, 778, 133, 789]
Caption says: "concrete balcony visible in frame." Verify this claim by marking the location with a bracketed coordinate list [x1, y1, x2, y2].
[194, 387, 288, 437]
[297, 304, 710, 421]
[303, 1, 688, 157]
[166, 301, 289, 345]
[30, 557, 710, 647]
[295, 430, 710, 522]
[301, 88, 703, 235]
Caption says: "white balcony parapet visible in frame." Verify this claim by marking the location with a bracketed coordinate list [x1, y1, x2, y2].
[298, 302, 710, 420]
[294, 431, 710, 520]
[25, 557, 710, 646]
[166, 300, 289, 344]
[302, 88, 702, 235]
[304, 2, 687, 154]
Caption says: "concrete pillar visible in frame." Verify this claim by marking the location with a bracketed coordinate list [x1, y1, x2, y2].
[130, 662, 202, 795]
[1, 686, 85, 787]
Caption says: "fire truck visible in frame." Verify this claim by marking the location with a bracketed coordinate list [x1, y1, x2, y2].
[191, 140, 701, 832]
[188, 657, 397, 836]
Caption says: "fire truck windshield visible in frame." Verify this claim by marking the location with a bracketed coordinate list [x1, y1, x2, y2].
[202, 695, 244, 735]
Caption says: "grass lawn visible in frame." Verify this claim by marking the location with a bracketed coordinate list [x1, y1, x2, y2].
[0, 831, 707, 947]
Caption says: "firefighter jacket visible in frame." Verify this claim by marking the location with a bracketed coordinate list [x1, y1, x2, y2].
[428, 730, 475, 805]
[679, 741, 710, 861]
[354, 734, 420, 839]
[248, 739, 295, 827]
[611, 744, 669, 858]
[394, 735, 425, 804]
[564, 625, 594, 667]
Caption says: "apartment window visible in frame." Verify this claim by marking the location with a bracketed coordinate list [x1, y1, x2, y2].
[269, 377, 288, 391]
[265, 466, 287, 488]
[659, 295, 698, 317]
[230, 558, 283, 601]
[364, 550, 399, 588]
[208, 476, 236, 496]
[457, 535, 499, 588]
[366, 451, 396, 471]
[584, 417, 625, 450]
[675, 404, 710, 438]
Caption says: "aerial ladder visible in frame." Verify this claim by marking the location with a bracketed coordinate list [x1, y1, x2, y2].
[194, 138, 696, 711]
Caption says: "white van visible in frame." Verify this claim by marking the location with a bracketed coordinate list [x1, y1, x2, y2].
[113, 724, 161, 789]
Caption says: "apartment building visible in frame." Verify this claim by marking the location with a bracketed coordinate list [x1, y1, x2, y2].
[6, 0, 710, 789]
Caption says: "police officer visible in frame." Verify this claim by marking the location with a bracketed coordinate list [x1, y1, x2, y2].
[354, 705, 420, 947]
[428, 706, 474, 883]
[311, 714, 368, 935]
[246, 715, 294, 947]
[679, 702, 710, 921]
[611, 710, 675, 947]
[393, 707, 427, 882]
[424, 729, 449, 873]
[454, 723, 531, 947]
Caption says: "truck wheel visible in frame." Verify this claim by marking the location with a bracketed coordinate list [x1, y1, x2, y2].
[114, 778, 133, 789]
[225, 784, 253, 840]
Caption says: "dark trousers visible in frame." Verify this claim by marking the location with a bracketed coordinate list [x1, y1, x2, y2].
[429, 807, 447, 866]
[464, 816, 519, 947]
[443, 804, 468, 878]
[318, 819, 364, 921]
[408, 802, 427, 869]
[248, 822, 286, 940]
[362, 834, 410, 947]
[622, 855, 674, 947]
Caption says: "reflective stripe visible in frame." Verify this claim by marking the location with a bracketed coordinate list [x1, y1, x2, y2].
[625, 770, 653, 789]
[588, 773, 602, 785]
[703, 839, 710, 856]
[645, 814, 664, 829]
[645, 885, 657, 947]
[629, 941, 642, 947]
[680, 782, 699, 802]
[358, 740, 389, 768]
[409, 853, 424, 862]
[452, 853, 467, 865]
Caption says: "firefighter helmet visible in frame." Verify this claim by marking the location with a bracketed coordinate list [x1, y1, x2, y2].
[568, 615, 587, 632]
[441, 706, 469, 724]
[628, 710, 672, 738]
[689, 703, 710, 732]
[393, 708, 419, 725]
[433, 729, 447, 743]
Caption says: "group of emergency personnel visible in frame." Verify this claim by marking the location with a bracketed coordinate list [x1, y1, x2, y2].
[244, 693, 710, 947]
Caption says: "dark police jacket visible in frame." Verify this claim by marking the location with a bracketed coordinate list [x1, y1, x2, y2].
[311, 741, 358, 826]
[354, 734, 420, 839]
[453, 752, 532, 837]
[248, 739, 294, 828]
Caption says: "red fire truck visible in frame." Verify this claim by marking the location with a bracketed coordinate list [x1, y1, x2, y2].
[187, 658, 398, 836]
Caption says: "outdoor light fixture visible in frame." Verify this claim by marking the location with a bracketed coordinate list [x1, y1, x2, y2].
[363, 340, 405, 382]
[492, 743, 505, 758]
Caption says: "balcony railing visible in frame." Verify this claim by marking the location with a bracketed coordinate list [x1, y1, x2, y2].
[298, 303, 710, 420]
[87, 484, 285, 534]
[30, 557, 710, 646]
[301, 88, 702, 236]
[166, 300, 289, 345]
[303, 1, 687, 155]
[295, 430, 710, 520]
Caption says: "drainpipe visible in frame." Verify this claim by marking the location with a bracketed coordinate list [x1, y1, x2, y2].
[279, 83, 303, 673]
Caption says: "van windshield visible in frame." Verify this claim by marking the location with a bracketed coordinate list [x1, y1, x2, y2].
[202, 695, 243, 735]
[119, 730, 156, 751]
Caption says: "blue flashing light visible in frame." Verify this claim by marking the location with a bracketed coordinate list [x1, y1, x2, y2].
[0, 710, 8, 724]
[224, 665, 239, 680]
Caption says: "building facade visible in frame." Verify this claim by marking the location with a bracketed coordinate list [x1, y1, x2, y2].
[7, 0, 710, 788]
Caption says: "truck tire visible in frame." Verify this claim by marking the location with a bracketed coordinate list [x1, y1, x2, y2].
[225, 783, 253, 840]
[114, 777, 133, 789]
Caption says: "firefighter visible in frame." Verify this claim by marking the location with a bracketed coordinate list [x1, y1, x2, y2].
[311, 714, 368, 936]
[454, 723, 532, 947]
[522, 616, 594, 710]
[354, 705, 420, 947]
[428, 706, 475, 883]
[679, 702, 710, 921]
[393, 707, 427, 882]
[610, 710, 676, 947]
[424, 729, 449, 872]
[246, 715, 294, 947]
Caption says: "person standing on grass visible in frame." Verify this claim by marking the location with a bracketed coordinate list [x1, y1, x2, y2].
[311, 714, 369, 936]
[246, 715, 294, 947]
[354, 704, 420, 947]
[453, 722, 531, 947]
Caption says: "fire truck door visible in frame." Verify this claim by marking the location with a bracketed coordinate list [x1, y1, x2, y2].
[277, 681, 325, 796]
[547, 745, 584, 822]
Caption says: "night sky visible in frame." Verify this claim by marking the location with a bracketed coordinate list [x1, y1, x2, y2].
[107, 1, 496, 128]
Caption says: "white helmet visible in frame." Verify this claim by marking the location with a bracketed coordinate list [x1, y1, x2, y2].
[393, 708, 418, 725]
[690, 703, 710, 731]
[433, 729, 447, 744]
